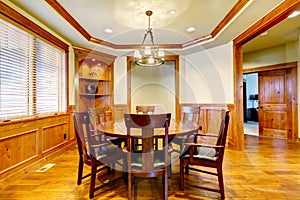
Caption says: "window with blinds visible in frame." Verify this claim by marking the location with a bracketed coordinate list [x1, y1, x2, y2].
[0, 18, 67, 121]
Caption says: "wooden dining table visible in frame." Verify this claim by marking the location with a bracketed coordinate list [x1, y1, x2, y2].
[98, 118, 199, 141]
[97, 117, 199, 180]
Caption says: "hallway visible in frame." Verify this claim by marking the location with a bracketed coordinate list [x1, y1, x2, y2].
[244, 121, 258, 136]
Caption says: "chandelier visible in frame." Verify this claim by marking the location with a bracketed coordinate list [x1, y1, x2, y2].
[134, 10, 165, 66]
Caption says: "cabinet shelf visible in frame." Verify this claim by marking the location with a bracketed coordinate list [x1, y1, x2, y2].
[80, 94, 111, 97]
[79, 77, 110, 82]
[74, 46, 115, 112]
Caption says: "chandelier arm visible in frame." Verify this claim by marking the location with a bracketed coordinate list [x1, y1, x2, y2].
[149, 29, 155, 46]
[141, 32, 148, 45]
[134, 10, 165, 67]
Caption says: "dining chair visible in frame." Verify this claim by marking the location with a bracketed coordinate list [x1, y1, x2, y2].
[136, 105, 155, 114]
[111, 104, 128, 121]
[88, 107, 125, 147]
[179, 110, 230, 199]
[124, 113, 171, 200]
[135, 105, 158, 150]
[88, 107, 106, 126]
[171, 105, 201, 153]
[73, 111, 125, 199]
[200, 107, 227, 134]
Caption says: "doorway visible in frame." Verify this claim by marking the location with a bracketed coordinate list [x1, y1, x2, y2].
[232, 1, 300, 150]
[243, 63, 298, 140]
[243, 73, 258, 136]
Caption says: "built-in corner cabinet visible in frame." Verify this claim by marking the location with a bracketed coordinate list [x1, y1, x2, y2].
[73, 46, 116, 116]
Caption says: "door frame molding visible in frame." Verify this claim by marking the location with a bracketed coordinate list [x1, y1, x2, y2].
[232, 0, 300, 150]
[243, 62, 298, 74]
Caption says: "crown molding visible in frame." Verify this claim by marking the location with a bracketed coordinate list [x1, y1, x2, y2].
[45, 0, 250, 50]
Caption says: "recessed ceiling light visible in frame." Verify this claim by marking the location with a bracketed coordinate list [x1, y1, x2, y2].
[260, 31, 268, 36]
[288, 11, 300, 18]
[169, 10, 176, 15]
[104, 28, 113, 33]
[186, 26, 196, 33]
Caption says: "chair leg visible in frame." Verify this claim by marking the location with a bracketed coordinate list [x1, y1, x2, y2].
[154, 138, 158, 150]
[77, 157, 84, 185]
[128, 172, 132, 199]
[185, 164, 189, 174]
[123, 158, 127, 183]
[168, 163, 172, 178]
[107, 163, 115, 173]
[217, 166, 225, 199]
[163, 168, 168, 200]
[89, 164, 97, 199]
[179, 159, 184, 191]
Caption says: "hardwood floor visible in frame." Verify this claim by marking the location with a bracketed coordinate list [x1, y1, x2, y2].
[0, 135, 300, 199]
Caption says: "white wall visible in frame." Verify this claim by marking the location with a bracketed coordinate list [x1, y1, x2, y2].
[182, 42, 234, 104]
[114, 58, 176, 116]
[130, 61, 176, 116]
[113, 42, 234, 107]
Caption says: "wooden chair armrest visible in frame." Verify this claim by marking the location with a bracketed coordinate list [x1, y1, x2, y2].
[195, 133, 218, 138]
[90, 142, 111, 148]
[88, 130, 105, 137]
[184, 142, 224, 149]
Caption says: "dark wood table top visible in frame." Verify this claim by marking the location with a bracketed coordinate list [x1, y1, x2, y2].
[98, 119, 199, 139]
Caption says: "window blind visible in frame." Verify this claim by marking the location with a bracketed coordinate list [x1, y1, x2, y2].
[0, 18, 67, 121]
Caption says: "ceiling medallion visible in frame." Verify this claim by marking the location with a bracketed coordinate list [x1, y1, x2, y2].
[134, 10, 165, 66]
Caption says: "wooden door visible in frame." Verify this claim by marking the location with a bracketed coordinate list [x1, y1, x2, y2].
[258, 68, 297, 139]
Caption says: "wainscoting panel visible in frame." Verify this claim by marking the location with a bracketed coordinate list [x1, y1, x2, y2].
[42, 123, 68, 153]
[0, 114, 73, 181]
[0, 130, 38, 174]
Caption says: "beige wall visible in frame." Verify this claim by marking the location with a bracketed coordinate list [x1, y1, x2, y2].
[244, 41, 299, 69]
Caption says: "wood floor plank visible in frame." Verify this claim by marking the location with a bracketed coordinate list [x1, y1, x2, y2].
[0, 135, 300, 199]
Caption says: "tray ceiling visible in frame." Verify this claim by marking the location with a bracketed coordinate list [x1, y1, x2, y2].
[6, 0, 299, 55]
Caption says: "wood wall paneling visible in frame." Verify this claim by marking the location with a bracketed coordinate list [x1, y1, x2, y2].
[42, 123, 68, 153]
[0, 130, 38, 174]
[0, 114, 72, 181]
